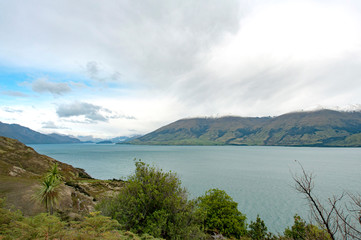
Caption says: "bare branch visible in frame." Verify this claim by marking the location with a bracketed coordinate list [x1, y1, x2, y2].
[292, 161, 336, 240]
[292, 161, 361, 240]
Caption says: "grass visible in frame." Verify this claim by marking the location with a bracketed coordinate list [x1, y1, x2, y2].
[0, 176, 44, 215]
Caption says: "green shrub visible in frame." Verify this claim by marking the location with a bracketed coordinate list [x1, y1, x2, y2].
[3, 213, 65, 239]
[248, 215, 269, 240]
[284, 215, 331, 240]
[0, 199, 158, 240]
[284, 215, 307, 240]
[196, 188, 247, 238]
[97, 160, 204, 239]
[0, 198, 24, 237]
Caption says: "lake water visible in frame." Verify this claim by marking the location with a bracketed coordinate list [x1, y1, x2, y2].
[28, 144, 361, 234]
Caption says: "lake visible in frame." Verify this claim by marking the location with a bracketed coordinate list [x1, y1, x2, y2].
[28, 144, 361, 234]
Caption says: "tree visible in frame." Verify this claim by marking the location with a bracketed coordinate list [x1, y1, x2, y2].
[283, 215, 331, 240]
[37, 163, 62, 215]
[45, 162, 63, 183]
[283, 215, 308, 240]
[97, 160, 204, 239]
[248, 215, 269, 240]
[293, 162, 361, 239]
[196, 188, 247, 238]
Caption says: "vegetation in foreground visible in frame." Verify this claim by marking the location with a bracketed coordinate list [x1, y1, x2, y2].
[1, 160, 339, 240]
[96, 160, 335, 240]
[0, 198, 160, 239]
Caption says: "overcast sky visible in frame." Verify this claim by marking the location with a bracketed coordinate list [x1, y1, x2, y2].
[1, 0, 361, 138]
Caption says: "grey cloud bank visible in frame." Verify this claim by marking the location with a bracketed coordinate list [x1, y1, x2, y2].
[42, 121, 68, 129]
[56, 102, 135, 123]
[56, 102, 109, 122]
[32, 78, 71, 95]
[1, 91, 29, 97]
[2, 107, 23, 113]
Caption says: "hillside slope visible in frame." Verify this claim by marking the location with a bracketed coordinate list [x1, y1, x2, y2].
[0, 136, 123, 216]
[130, 110, 361, 147]
[0, 121, 80, 144]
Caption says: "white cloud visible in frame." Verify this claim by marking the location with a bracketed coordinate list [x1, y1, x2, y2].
[84, 61, 122, 83]
[166, 0, 361, 117]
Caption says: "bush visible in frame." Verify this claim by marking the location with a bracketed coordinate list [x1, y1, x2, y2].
[71, 211, 121, 236]
[284, 215, 331, 240]
[97, 160, 204, 239]
[2, 212, 65, 239]
[196, 188, 247, 238]
[248, 215, 269, 240]
[0, 198, 159, 240]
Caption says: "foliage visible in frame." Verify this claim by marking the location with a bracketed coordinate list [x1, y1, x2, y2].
[0, 198, 160, 240]
[45, 162, 63, 183]
[284, 215, 331, 240]
[0, 201, 65, 240]
[97, 160, 205, 239]
[37, 163, 62, 214]
[196, 188, 247, 238]
[9, 213, 65, 239]
[0, 198, 23, 234]
[69, 211, 121, 238]
[248, 215, 269, 240]
[3, 156, 357, 240]
[284, 215, 307, 240]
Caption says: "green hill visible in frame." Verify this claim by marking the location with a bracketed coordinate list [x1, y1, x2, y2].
[0, 136, 123, 217]
[130, 110, 361, 147]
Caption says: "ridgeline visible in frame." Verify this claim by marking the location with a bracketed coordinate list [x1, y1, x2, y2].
[130, 110, 361, 147]
[0, 121, 80, 144]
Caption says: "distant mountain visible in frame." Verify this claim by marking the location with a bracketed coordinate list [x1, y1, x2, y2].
[76, 135, 140, 143]
[113, 135, 142, 143]
[76, 135, 104, 143]
[0, 121, 81, 144]
[96, 140, 113, 144]
[92, 135, 143, 144]
[111, 136, 136, 143]
[46, 133, 81, 144]
[130, 110, 361, 147]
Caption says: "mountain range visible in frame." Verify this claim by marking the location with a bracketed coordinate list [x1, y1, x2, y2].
[2, 109, 361, 146]
[0, 121, 81, 144]
[130, 110, 361, 147]
[0, 121, 140, 144]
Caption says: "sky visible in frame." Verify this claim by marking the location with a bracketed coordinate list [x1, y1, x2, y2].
[1, 0, 361, 139]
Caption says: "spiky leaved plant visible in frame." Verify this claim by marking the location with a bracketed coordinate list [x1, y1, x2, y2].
[37, 163, 62, 215]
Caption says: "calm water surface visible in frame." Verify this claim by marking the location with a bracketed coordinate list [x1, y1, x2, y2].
[29, 144, 361, 233]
